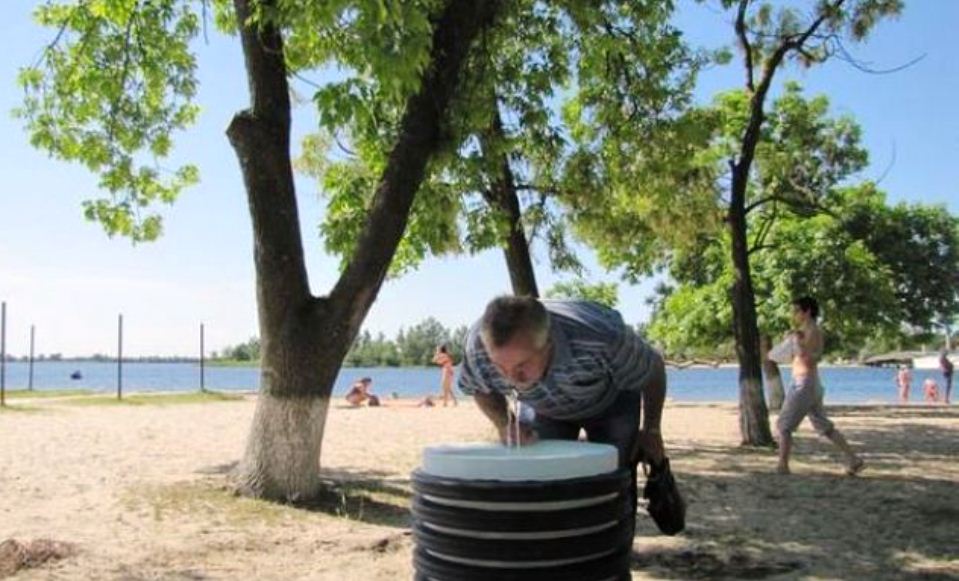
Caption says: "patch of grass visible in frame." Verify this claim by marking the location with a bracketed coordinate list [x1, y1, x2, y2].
[54, 395, 137, 407]
[128, 478, 412, 529]
[60, 391, 245, 406]
[129, 481, 311, 526]
[2, 388, 93, 398]
[0, 402, 44, 413]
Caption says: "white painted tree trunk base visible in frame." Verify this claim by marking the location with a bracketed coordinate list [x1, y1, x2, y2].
[234, 393, 330, 502]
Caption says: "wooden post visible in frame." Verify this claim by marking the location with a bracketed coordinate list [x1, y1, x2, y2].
[117, 314, 123, 400]
[28, 324, 35, 391]
[1, 301, 6, 407]
[200, 323, 206, 393]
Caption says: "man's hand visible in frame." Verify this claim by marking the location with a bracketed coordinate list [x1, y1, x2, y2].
[633, 429, 665, 466]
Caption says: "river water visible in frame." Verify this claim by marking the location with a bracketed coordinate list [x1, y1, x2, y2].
[1, 361, 943, 404]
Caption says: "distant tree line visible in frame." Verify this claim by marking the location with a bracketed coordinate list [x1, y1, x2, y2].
[216, 317, 470, 368]
[213, 337, 261, 363]
[0, 353, 201, 363]
[216, 280, 625, 367]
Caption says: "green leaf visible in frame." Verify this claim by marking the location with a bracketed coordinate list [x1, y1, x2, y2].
[18, 0, 201, 241]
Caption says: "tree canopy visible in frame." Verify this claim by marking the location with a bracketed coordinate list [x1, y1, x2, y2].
[17, 0, 508, 500]
[544, 279, 619, 309]
[649, 182, 959, 359]
[557, 0, 905, 445]
[296, 1, 697, 279]
[17, 0, 202, 241]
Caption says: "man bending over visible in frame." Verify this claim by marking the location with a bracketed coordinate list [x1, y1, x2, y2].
[458, 296, 677, 532]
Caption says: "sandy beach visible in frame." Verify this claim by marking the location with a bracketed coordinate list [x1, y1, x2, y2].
[1, 394, 956, 580]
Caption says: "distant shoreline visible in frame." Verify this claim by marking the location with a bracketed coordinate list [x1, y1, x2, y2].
[1, 357, 204, 364]
[0, 358, 255, 366]
[0, 359, 903, 370]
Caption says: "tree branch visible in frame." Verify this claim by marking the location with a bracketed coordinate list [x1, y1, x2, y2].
[744, 194, 782, 215]
[334, 135, 356, 158]
[745, 190, 835, 219]
[785, 0, 845, 54]
[30, 0, 89, 70]
[747, 242, 776, 256]
[736, 0, 845, 185]
[515, 182, 562, 198]
[735, 0, 755, 92]
[227, 0, 311, 326]
[750, 204, 778, 251]
[106, 3, 139, 147]
[329, 0, 502, 332]
[832, 38, 926, 75]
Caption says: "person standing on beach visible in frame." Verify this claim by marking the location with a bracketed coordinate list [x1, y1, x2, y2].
[776, 297, 865, 476]
[896, 365, 912, 403]
[432, 344, 458, 407]
[940, 352, 953, 404]
[458, 296, 682, 534]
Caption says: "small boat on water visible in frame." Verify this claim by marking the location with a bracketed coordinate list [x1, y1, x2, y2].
[70, 370, 83, 380]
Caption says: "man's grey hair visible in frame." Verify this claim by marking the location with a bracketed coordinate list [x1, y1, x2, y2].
[480, 296, 550, 349]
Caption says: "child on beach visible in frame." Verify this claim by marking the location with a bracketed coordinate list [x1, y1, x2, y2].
[923, 378, 939, 403]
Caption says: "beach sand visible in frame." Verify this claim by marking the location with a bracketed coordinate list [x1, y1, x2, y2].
[1, 395, 956, 579]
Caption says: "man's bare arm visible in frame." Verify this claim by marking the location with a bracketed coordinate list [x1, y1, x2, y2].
[635, 357, 667, 464]
[642, 371, 666, 433]
[473, 390, 509, 430]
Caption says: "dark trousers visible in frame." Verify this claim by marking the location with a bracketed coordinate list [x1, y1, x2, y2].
[532, 389, 642, 532]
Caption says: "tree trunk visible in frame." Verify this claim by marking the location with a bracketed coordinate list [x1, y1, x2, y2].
[725, 0, 834, 446]
[480, 107, 539, 297]
[228, 0, 501, 501]
[760, 334, 785, 411]
[729, 165, 774, 447]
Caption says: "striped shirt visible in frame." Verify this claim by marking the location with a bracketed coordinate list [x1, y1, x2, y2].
[457, 300, 658, 420]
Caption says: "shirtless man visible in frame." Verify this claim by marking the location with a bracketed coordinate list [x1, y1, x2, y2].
[775, 297, 865, 476]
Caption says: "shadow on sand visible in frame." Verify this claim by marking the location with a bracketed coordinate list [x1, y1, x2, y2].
[192, 463, 414, 529]
[630, 406, 959, 580]
[298, 469, 413, 529]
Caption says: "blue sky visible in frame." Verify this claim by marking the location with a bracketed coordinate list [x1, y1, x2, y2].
[1, 1, 956, 357]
